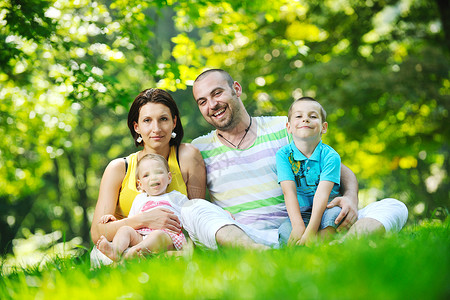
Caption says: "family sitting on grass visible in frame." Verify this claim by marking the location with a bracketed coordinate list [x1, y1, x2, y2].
[91, 69, 408, 266]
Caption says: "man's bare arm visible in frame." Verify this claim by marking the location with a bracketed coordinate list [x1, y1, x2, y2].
[327, 164, 359, 231]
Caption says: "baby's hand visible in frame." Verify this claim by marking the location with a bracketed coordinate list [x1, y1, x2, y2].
[100, 214, 117, 224]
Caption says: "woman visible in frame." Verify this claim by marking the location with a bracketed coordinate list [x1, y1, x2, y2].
[90, 88, 206, 249]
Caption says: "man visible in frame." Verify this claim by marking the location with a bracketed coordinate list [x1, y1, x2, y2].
[180, 69, 408, 249]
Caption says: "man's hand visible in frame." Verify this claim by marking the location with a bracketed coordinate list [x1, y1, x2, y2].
[327, 196, 358, 232]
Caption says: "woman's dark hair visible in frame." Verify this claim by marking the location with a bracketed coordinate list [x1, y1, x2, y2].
[127, 88, 184, 147]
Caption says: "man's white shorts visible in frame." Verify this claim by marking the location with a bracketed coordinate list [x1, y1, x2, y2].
[180, 199, 279, 249]
[181, 198, 408, 249]
[357, 198, 408, 232]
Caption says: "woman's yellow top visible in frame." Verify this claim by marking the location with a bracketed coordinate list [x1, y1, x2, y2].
[115, 145, 187, 218]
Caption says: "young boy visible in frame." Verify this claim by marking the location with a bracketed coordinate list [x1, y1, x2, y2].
[96, 153, 188, 261]
[276, 97, 342, 246]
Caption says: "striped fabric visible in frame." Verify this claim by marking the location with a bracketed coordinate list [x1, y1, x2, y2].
[192, 116, 291, 232]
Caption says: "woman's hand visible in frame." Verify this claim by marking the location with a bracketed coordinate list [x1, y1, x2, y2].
[137, 207, 182, 233]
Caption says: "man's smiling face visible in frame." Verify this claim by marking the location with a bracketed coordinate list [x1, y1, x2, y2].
[193, 71, 243, 131]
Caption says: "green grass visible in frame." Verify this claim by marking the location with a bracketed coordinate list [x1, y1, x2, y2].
[1, 219, 449, 300]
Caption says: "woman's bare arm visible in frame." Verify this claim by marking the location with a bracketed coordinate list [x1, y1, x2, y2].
[90, 158, 129, 243]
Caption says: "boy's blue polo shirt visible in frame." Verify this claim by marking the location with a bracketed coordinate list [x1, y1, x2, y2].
[276, 141, 341, 207]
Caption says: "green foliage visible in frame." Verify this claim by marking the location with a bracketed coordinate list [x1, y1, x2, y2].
[0, 0, 448, 255]
[168, 0, 449, 218]
[1, 221, 449, 299]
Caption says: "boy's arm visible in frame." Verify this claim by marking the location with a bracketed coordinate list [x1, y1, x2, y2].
[327, 164, 359, 231]
[280, 181, 306, 246]
[301, 180, 335, 245]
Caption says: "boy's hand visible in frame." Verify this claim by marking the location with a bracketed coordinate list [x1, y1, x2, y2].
[100, 214, 117, 224]
[288, 226, 305, 246]
[299, 229, 316, 246]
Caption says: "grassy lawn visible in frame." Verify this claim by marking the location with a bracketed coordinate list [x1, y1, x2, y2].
[1, 219, 449, 300]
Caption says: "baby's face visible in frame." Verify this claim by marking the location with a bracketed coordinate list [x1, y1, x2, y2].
[137, 159, 171, 196]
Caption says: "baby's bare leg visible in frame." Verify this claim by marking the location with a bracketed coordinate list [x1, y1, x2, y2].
[97, 235, 115, 260]
[124, 230, 174, 259]
[98, 226, 143, 261]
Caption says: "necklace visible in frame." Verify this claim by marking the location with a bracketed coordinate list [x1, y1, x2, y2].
[218, 117, 252, 149]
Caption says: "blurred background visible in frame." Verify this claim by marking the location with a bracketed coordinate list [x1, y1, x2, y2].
[0, 0, 448, 265]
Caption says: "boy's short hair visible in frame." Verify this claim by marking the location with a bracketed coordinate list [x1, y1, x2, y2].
[288, 96, 327, 122]
[135, 153, 170, 182]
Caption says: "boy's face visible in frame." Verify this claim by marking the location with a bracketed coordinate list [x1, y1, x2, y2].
[287, 100, 328, 141]
[137, 159, 172, 196]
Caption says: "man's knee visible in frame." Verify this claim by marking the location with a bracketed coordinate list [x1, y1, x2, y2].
[215, 225, 268, 249]
[348, 217, 385, 236]
[215, 225, 243, 244]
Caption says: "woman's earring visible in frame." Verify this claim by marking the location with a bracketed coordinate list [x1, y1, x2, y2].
[171, 132, 177, 139]
[136, 135, 143, 143]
